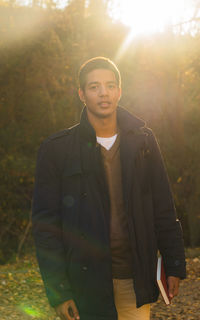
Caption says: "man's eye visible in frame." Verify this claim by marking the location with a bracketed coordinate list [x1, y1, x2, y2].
[90, 86, 98, 90]
[108, 84, 116, 89]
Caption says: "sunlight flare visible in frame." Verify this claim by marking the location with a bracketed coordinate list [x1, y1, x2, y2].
[18, 304, 45, 318]
[110, 0, 194, 36]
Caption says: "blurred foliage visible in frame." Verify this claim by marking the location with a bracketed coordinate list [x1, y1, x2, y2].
[0, 0, 200, 263]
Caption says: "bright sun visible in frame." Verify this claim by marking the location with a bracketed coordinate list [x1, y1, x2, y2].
[110, 0, 193, 37]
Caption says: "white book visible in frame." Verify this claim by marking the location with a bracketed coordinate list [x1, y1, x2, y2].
[157, 256, 170, 305]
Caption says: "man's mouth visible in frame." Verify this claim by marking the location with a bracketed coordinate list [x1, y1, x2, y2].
[98, 101, 111, 107]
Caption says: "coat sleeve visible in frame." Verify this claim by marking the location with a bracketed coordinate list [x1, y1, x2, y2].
[147, 130, 186, 279]
[32, 139, 73, 307]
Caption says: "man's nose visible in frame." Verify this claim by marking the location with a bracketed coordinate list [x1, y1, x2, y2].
[99, 85, 108, 96]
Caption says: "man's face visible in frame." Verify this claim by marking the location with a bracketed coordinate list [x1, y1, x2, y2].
[79, 69, 121, 119]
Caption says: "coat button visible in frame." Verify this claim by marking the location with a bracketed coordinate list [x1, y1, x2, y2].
[82, 266, 88, 271]
[81, 192, 87, 197]
[174, 260, 180, 266]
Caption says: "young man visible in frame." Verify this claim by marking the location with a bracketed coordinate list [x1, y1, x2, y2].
[32, 57, 186, 320]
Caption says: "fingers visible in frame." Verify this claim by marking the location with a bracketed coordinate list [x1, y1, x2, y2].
[55, 299, 80, 320]
[69, 300, 80, 320]
[167, 276, 180, 300]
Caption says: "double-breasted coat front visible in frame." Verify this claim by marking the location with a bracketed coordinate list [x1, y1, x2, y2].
[32, 107, 186, 320]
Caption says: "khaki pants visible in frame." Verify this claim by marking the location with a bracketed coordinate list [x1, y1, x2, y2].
[113, 279, 150, 320]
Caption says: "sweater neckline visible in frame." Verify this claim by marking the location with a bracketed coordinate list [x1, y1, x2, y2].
[100, 134, 120, 161]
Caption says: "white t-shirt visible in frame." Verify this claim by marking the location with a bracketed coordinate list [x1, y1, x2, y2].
[96, 134, 118, 150]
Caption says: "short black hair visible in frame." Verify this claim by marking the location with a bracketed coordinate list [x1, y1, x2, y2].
[78, 56, 121, 90]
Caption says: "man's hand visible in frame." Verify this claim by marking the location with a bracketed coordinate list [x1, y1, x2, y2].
[167, 276, 180, 300]
[55, 299, 80, 320]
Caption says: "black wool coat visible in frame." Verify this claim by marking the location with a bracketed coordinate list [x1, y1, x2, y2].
[32, 107, 186, 320]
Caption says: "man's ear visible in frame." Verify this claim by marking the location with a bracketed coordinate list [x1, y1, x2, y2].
[78, 88, 85, 104]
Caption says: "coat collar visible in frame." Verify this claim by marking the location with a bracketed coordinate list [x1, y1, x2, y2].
[117, 106, 145, 133]
[79, 106, 145, 142]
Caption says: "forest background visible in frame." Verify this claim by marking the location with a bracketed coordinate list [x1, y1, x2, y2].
[0, 0, 200, 264]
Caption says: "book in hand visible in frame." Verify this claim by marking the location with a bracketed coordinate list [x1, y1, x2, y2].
[157, 256, 170, 305]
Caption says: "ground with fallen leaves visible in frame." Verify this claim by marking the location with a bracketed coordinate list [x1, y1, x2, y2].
[0, 253, 200, 320]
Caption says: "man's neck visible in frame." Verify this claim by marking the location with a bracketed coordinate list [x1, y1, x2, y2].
[87, 110, 117, 138]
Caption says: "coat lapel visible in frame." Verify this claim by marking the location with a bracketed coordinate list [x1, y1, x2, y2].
[117, 107, 146, 212]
